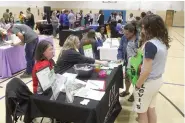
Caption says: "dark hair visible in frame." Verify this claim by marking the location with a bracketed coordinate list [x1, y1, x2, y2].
[141, 14, 170, 49]
[118, 20, 122, 23]
[35, 41, 52, 61]
[10, 12, 12, 15]
[20, 11, 23, 14]
[141, 12, 146, 18]
[6, 9, 9, 12]
[87, 29, 96, 38]
[124, 21, 137, 35]
[99, 10, 103, 14]
[27, 7, 31, 11]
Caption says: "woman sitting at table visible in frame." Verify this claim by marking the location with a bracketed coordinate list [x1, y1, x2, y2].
[32, 41, 54, 94]
[79, 29, 103, 59]
[96, 26, 107, 42]
[55, 35, 108, 74]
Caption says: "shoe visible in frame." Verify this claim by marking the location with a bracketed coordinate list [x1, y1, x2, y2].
[119, 91, 130, 97]
[20, 72, 31, 78]
[128, 94, 134, 102]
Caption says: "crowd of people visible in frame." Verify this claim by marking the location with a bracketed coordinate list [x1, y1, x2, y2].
[0, 7, 169, 123]
[1, 8, 35, 29]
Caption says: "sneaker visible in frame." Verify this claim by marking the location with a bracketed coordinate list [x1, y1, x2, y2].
[128, 94, 134, 102]
[20, 72, 31, 78]
[119, 91, 130, 97]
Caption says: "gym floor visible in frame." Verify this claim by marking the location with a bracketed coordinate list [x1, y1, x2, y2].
[0, 27, 184, 123]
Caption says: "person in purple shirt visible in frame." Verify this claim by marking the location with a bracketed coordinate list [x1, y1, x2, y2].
[116, 20, 123, 34]
[59, 10, 65, 30]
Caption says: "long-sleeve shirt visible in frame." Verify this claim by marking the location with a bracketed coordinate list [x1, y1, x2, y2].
[55, 48, 95, 74]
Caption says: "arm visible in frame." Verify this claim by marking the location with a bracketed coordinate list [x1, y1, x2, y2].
[32, 66, 38, 94]
[117, 36, 125, 60]
[136, 58, 152, 88]
[136, 42, 157, 88]
[12, 32, 25, 46]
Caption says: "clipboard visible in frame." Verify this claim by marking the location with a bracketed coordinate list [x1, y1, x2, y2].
[36, 66, 53, 92]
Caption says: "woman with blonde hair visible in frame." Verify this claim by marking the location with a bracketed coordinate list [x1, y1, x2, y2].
[51, 10, 59, 37]
[55, 35, 108, 74]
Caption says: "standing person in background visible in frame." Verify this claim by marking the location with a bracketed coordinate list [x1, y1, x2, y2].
[19, 11, 25, 24]
[68, 10, 76, 29]
[59, 9, 65, 30]
[56, 10, 60, 19]
[84, 13, 90, 27]
[79, 10, 83, 26]
[25, 7, 35, 29]
[108, 12, 115, 23]
[116, 12, 123, 22]
[76, 12, 81, 27]
[62, 10, 69, 29]
[89, 11, 93, 25]
[9, 12, 14, 23]
[8, 24, 38, 78]
[0, 18, 6, 29]
[127, 13, 136, 23]
[51, 11, 59, 38]
[97, 10, 104, 26]
[3, 9, 10, 24]
[140, 12, 146, 19]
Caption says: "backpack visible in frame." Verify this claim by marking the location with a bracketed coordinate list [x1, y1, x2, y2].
[126, 49, 143, 85]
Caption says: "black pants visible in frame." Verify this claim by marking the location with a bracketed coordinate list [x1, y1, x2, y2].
[63, 26, 69, 30]
[90, 19, 93, 25]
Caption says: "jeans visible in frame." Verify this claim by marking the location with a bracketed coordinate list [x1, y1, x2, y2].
[52, 24, 58, 37]
[25, 38, 38, 74]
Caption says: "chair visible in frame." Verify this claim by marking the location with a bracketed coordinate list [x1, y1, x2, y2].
[5, 78, 33, 123]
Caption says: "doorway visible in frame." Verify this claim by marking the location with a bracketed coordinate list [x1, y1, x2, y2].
[165, 10, 174, 27]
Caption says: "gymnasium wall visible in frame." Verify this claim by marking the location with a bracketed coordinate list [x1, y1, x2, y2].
[0, 1, 184, 27]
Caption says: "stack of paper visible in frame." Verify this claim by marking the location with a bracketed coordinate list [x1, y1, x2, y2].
[86, 80, 105, 91]
[75, 87, 105, 101]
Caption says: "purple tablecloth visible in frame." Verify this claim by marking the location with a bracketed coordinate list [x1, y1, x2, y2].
[0, 35, 53, 78]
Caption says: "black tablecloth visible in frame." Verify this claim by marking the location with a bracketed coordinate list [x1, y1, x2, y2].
[24, 65, 123, 123]
[36, 23, 53, 35]
[59, 28, 91, 46]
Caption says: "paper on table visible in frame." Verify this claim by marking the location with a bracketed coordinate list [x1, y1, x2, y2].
[86, 80, 105, 90]
[62, 73, 77, 81]
[36, 67, 52, 91]
[75, 87, 105, 101]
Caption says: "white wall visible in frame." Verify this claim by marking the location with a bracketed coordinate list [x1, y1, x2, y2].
[0, 1, 184, 11]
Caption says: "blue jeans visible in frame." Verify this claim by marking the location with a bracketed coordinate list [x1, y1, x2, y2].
[25, 38, 38, 74]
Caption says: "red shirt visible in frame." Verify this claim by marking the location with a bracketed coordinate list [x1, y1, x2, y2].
[32, 60, 54, 94]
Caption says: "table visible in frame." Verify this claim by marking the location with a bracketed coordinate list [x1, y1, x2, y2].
[0, 35, 54, 79]
[36, 22, 53, 35]
[59, 27, 91, 46]
[0, 45, 26, 78]
[24, 65, 123, 123]
[99, 38, 120, 61]
[89, 25, 99, 31]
